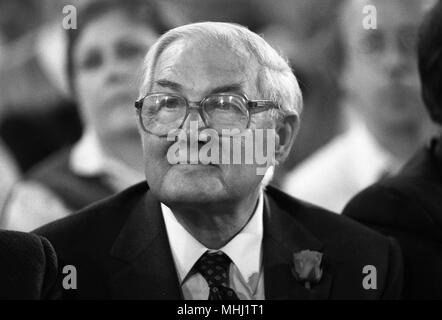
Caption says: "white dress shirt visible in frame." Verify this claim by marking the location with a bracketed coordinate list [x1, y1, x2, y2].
[283, 119, 400, 213]
[161, 191, 265, 300]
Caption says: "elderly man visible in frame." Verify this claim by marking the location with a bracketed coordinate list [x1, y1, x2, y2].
[344, 0, 442, 299]
[283, 0, 437, 213]
[36, 22, 402, 300]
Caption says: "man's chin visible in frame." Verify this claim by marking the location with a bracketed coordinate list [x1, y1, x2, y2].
[168, 163, 223, 179]
[159, 169, 227, 204]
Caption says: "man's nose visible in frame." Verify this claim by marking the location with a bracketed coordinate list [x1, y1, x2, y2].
[181, 106, 206, 134]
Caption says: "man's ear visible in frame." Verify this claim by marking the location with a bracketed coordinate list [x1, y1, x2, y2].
[274, 114, 300, 165]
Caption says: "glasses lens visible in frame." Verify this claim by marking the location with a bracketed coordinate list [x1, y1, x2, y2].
[202, 95, 249, 132]
[140, 94, 186, 135]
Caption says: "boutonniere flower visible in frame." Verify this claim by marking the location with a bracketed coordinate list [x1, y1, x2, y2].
[292, 250, 323, 289]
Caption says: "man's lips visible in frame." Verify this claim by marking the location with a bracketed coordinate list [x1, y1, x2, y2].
[173, 162, 219, 167]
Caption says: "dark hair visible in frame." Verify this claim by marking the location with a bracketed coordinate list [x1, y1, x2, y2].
[65, 0, 169, 96]
[418, 0, 442, 125]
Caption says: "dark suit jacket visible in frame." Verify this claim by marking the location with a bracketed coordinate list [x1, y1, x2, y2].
[0, 231, 58, 299]
[34, 182, 403, 299]
[343, 140, 442, 299]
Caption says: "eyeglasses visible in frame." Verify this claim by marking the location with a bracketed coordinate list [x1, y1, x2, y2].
[134, 92, 280, 136]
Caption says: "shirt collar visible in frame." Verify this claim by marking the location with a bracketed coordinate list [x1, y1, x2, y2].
[161, 190, 264, 289]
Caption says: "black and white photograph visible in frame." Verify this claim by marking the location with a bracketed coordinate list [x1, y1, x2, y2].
[0, 0, 441, 307]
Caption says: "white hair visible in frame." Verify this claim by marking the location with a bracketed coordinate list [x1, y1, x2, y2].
[138, 22, 303, 119]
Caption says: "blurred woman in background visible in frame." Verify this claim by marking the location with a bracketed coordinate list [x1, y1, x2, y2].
[2, 0, 168, 231]
[282, 0, 437, 212]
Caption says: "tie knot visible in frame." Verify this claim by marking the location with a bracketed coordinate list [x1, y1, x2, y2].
[195, 251, 231, 288]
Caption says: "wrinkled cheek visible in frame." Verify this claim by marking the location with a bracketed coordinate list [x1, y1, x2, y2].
[140, 137, 171, 188]
[221, 165, 261, 198]
[142, 136, 173, 168]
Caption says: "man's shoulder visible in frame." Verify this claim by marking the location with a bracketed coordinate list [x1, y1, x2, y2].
[378, 145, 442, 205]
[266, 186, 402, 299]
[343, 173, 441, 241]
[0, 231, 58, 299]
[343, 144, 442, 228]
[0, 230, 53, 258]
[33, 182, 149, 256]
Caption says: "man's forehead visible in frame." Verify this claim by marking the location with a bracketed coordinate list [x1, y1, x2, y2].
[152, 39, 259, 96]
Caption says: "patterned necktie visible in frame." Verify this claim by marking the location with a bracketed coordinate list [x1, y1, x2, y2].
[194, 251, 239, 300]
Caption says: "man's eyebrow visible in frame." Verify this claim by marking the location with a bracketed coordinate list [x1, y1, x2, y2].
[209, 83, 245, 95]
[155, 79, 183, 92]
[155, 80, 244, 95]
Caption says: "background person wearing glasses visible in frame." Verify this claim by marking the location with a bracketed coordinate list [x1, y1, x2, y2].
[282, 0, 437, 213]
[36, 22, 402, 300]
[344, 0, 442, 299]
[2, 0, 167, 231]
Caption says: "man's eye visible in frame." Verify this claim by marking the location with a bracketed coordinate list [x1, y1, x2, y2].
[80, 50, 103, 70]
[162, 98, 182, 109]
[216, 102, 235, 111]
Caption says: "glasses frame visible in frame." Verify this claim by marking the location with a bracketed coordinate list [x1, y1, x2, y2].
[134, 92, 280, 136]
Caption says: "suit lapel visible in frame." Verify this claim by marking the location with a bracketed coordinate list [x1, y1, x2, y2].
[263, 187, 333, 300]
[109, 190, 183, 299]
[106, 185, 333, 300]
